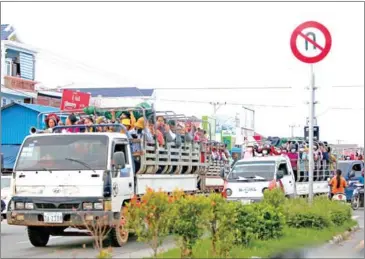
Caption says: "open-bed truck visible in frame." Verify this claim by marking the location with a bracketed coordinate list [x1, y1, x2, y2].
[7, 123, 226, 247]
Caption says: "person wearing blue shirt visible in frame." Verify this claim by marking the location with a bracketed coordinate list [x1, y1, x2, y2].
[359, 171, 364, 184]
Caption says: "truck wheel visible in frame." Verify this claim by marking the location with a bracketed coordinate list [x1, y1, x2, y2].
[27, 227, 50, 247]
[108, 212, 129, 247]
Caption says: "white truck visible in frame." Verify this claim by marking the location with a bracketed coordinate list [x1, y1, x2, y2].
[7, 122, 226, 247]
[222, 155, 329, 204]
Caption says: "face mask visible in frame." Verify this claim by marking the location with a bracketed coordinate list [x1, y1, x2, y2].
[263, 150, 268, 155]
[291, 149, 296, 153]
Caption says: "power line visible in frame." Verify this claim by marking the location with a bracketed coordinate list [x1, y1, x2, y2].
[153, 86, 293, 90]
[156, 98, 295, 108]
[332, 85, 364, 88]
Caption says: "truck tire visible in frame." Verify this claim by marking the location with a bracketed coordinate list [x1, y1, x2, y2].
[27, 227, 50, 247]
[106, 210, 129, 247]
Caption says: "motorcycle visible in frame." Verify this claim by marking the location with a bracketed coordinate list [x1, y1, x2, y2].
[327, 178, 347, 203]
[351, 183, 364, 210]
[332, 193, 347, 203]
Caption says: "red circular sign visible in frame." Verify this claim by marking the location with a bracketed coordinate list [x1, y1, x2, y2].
[290, 21, 332, 64]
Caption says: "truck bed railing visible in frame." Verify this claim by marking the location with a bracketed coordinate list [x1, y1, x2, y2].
[292, 158, 335, 182]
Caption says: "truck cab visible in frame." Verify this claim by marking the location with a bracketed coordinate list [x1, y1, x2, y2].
[222, 156, 296, 204]
[7, 131, 132, 247]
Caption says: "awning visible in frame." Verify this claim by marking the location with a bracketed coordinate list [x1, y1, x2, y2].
[1, 145, 21, 169]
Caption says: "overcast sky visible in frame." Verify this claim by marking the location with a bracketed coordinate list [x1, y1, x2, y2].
[1, 2, 364, 144]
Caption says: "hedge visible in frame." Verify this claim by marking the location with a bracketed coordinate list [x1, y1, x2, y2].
[125, 188, 353, 259]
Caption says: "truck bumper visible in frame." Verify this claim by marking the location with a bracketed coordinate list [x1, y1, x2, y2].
[226, 197, 262, 204]
[6, 210, 119, 227]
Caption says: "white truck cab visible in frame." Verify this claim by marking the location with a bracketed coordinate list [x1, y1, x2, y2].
[223, 156, 296, 204]
[222, 155, 330, 204]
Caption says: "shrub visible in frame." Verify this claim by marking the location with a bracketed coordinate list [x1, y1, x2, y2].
[313, 195, 352, 226]
[124, 188, 172, 259]
[170, 194, 210, 258]
[235, 203, 259, 247]
[206, 194, 239, 257]
[252, 203, 285, 240]
[263, 188, 287, 210]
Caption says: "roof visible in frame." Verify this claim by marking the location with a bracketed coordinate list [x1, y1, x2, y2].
[238, 156, 288, 163]
[1, 145, 21, 169]
[64, 87, 154, 98]
[1, 102, 59, 113]
[1, 85, 38, 98]
[1, 24, 14, 40]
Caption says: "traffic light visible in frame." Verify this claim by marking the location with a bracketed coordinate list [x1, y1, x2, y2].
[304, 126, 320, 141]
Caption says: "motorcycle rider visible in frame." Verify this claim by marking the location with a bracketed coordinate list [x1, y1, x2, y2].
[329, 169, 348, 199]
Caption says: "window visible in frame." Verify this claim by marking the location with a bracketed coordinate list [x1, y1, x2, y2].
[112, 142, 130, 178]
[278, 163, 289, 175]
[230, 161, 276, 180]
[15, 135, 109, 171]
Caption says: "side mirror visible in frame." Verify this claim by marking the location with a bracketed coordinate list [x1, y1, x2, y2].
[276, 171, 284, 180]
[113, 151, 126, 170]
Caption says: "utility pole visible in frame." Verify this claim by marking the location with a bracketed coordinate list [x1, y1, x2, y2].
[289, 124, 300, 138]
[308, 64, 317, 204]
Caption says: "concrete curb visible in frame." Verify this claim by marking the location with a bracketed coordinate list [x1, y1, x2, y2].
[330, 225, 360, 244]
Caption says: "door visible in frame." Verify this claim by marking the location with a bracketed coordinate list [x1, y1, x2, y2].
[278, 162, 295, 197]
[110, 140, 134, 212]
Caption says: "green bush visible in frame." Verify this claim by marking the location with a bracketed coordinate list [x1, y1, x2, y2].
[284, 197, 332, 229]
[235, 202, 285, 247]
[170, 194, 210, 258]
[313, 196, 352, 226]
[252, 203, 285, 240]
[283, 196, 353, 229]
[263, 188, 287, 210]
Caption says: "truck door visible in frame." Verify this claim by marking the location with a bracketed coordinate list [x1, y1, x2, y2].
[278, 162, 295, 197]
[111, 140, 134, 212]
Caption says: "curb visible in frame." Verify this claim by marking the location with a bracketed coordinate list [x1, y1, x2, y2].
[330, 225, 360, 244]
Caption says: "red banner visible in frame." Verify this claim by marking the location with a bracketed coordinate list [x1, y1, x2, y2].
[60, 89, 91, 111]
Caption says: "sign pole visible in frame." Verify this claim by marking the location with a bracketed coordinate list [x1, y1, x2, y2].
[308, 64, 315, 204]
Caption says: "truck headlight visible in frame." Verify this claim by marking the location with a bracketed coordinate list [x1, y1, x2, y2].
[226, 188, 232, 196]
[83, 202, 93, 210]
[25, 202, 34, 210]
[94, 202, 103, 210]
[15, 202, 24, 210]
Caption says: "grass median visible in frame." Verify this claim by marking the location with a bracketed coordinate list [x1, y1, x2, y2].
[156, 220, 357, 258]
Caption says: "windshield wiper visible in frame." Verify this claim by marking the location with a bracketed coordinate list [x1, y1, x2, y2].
[65, 158, 96, 173]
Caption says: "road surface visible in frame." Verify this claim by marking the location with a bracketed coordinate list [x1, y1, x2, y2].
[1, 209, 364, 258]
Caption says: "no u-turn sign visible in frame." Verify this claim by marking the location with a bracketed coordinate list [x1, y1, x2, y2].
[290, 21, 332, 64]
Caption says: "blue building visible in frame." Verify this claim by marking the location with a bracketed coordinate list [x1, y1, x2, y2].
[1, 103, 59, 172]
[1, 24, 38, 107]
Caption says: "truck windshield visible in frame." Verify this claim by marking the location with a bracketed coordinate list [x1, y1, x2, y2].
[15, 135, 108, 171]
[229, 161, 276, 180]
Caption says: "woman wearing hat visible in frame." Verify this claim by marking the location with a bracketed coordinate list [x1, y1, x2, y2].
[44, 113, 60, 133]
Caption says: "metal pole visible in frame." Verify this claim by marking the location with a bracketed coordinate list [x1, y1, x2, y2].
[308, 64, 315, 204]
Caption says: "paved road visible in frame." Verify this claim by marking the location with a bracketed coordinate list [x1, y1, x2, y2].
[0, 222, 175, 258]
[1, 209, 364, 258]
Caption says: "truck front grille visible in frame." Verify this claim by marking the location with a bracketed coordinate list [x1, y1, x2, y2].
[35, 203, 80, 210]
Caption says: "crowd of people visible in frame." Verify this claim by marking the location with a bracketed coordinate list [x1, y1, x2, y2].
[243, 140, 341, 180]
[42, 111, 233, 172]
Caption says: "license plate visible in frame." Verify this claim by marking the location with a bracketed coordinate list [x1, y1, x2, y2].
[44, 212, 63, 223]
[241, 200, 251, 205]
